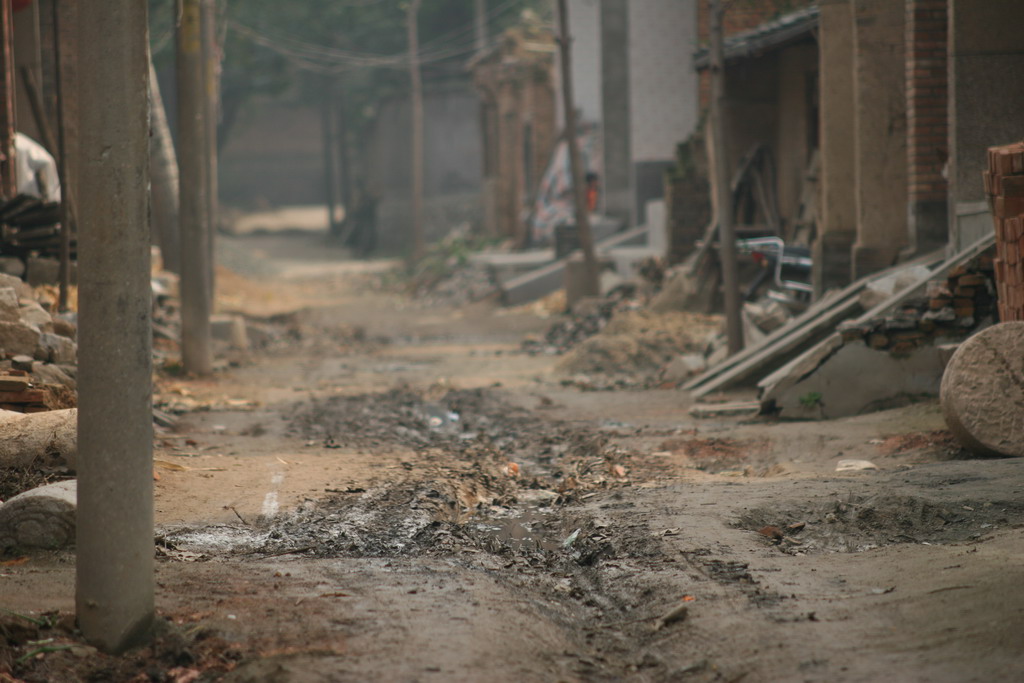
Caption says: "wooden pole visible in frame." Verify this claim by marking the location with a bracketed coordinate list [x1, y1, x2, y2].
[407, 0, 425, 262]
[0, 0, 16, 200]
[148, 57, 181, 274]
[556, 0, 599, 296]
[76, 0, 154, 653]
[710, 0, 743, 355]
[53, 0, 76, 312]
[177, 0, 213, 375]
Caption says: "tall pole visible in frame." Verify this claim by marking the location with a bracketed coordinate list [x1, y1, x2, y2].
[201, 0, 218, 304]
[178, 0, 213, 375]
[710, 0, 743, 355]
[0, 0, 16, 200]
[322, 79, 342, 238]
[76, 0, 154, 653]
[407, 0, 425, 262]
[148, 57, 181, 274]
[556, 0, 599, 295]
[52, 0, 77, 311]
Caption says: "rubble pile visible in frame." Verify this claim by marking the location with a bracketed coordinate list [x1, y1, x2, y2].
[555, 308, 722, 382]
[403, 224, 500, 308]
[836, 253, 996, 353]
[0, 274, 77, 407]
[410, 261, 496, 308]
[521, 284, 643, 355]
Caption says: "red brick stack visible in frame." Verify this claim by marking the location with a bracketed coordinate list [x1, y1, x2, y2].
[983, 142, 1024, 321]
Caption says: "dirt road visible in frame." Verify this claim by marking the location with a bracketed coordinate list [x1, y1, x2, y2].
[3, 231, 1023, 682]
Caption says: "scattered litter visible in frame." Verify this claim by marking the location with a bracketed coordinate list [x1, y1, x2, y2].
[562, 528, 581, 548]
[653, 602, 690, 631]
[870, 586, 896, 595]
[836, 459, 878, 472]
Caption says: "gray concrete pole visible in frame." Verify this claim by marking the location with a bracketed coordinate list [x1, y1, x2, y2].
[709, 0, 743, 355]
[408, 0, 425, 262]
[178, 0, 213, 375]
[75, 0, 155, 653]
[201, 0, 218, 303]
[557, 0, 599, 295]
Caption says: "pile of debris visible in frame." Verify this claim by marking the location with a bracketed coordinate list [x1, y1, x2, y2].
[402, 224, 501, 308]
[555, 308, 721, 386]
[836, 256, 995, 353]
[0, 273, 76, 399]
[521, 284, 644, 355]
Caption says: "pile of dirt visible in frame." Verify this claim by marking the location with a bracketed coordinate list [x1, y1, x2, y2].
[737, 493, 1024, 554]
[555, 309, 721, 380]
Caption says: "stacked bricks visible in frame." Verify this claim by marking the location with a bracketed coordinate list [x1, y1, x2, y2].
[983, 142, 1024, 321]
[905, 0, 948, 208]
[837, 252, 997, 355]
[0, 371, 59, 413]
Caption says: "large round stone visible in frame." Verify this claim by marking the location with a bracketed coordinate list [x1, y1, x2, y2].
[941, 322, 1024, 457]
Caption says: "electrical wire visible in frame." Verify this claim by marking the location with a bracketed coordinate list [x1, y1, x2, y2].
[224, 0, 536, 75]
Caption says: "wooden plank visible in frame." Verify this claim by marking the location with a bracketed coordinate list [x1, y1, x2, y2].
[0, 375, 30, 392]
[690, 295, 861, 398]
[0, 388, 45, 403]
[757, 233, 995, 395]
[685, 248, 946, 396]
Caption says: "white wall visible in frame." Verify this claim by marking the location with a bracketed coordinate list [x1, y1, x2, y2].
[557, 0, 602, 126]
[628, 0, 700, 162]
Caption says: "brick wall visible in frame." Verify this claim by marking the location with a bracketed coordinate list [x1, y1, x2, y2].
[697, 0, 817, 107]
[905, 0, 949, 209]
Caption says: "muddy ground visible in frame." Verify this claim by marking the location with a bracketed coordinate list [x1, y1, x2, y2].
[2, 230, 1024, 682]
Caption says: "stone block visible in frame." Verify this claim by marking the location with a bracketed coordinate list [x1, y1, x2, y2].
[37, 332, 77, 364]
[19, 301, 53, 332]
[0, 479, 76, 551]
[0, 273, 31, 299]
[0, 287, 19, 323]
[210, 314, 249, 351]
[0, 321, 42, 357]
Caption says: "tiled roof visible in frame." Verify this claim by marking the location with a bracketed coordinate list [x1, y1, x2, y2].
[693, 5, 820, 69]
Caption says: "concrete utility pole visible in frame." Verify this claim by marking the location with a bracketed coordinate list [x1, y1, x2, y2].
[709, 0, 743, 355]
[76, 1, 155, 653]
[407, 0, 425, 262]
[201, 0, 218, 301]
[556, 0, 599, 296]
[178, 0, 213, 375]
